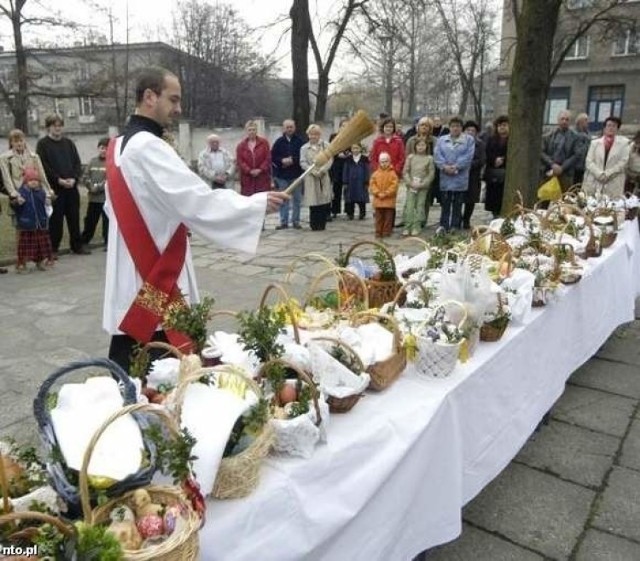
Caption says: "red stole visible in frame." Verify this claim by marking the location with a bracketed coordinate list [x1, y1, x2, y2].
[106, 139, 194, 352]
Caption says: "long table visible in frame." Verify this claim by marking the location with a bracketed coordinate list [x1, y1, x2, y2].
[200, 220, 640, 561]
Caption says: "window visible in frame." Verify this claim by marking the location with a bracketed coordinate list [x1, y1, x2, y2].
[53, 98, 65, 116]
[565, 36, 589, 59]
[78, 96, 93, 116]
[587, 85, 624, 131]
[544, 87, 571, 125]
[613, 30, 639, 56]
[77, 61, 91, 81]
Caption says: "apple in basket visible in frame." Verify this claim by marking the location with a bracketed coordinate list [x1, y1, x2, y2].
[278, 383, 298, 405]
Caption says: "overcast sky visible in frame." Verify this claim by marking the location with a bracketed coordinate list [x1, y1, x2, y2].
[2, 0, 344, 77]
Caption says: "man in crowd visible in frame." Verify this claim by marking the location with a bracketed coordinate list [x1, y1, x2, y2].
[104, 66, 287, 370]
[197, 133, 235, 189]
[573, 113, 591, 186]
[36, 114, 89, 257]
[271, 119, 304, 230]
[541, 109, 580, 191]
[81, 137, 109, 249]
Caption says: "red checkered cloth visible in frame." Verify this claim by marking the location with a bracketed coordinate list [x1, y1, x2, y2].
[17, 229, 52, 264]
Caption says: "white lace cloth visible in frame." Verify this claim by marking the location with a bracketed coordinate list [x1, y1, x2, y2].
[271, 397, 329, 459]
[307, 343, 370, 398]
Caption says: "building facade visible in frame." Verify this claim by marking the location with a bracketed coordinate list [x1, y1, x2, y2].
[496, 0, 640, 132]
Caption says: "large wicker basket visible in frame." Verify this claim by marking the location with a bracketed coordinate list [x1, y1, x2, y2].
[591, 208, 618, 248]
[81, 404, 201, 561]
[305, 266, 369, 315]
[344, 241, 403, 308]
[0, 510, 75, 560]
[32, 358, 156, 517]
[173, 364, 275, 500]
[350, 311, 406, 391]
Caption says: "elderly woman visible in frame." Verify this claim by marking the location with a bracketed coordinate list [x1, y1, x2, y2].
[405, 117, 434, 157]
[583, 116, 631, 198]
[197, 133, 235, 189]
[301, 123, 333, 231]
[235, 120, 271, 196]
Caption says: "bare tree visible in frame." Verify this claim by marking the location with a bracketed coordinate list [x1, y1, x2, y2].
[290, 0, 312, 132]
[503, 0, 634, 208]
[0, 0, 76, 131]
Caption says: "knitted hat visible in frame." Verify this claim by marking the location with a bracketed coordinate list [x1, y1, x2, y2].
[23, 167, 40, 183]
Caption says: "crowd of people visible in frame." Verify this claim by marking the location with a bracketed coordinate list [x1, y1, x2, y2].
[1, 107, 640, 275]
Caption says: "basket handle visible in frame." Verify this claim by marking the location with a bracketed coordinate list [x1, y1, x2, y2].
[78, 403, 181, 524]
[171, 365, 263, 423]
[304, 266, 369, 311]
[33, 358, 137, 433]
[257, 358, 322, 427]
[306, 336, 365, 374]
[0, 452, 11, 517]
[284, 252, 337, 284]
[432, 299, 469, 331]
[388, 279, 430, 312]
[350, 310, 403, 353]
[343, 240, 397, 275]
[259, 283, 301, 344]
[0, 510, 75, 538]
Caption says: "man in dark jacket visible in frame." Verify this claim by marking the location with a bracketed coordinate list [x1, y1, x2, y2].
[462, 120, 486, 229]
[36, 114, 89, 256]
[541, 110, 580, 192]
[271, 119, 305, 229]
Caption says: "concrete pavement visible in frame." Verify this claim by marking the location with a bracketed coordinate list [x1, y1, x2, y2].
[1, 203, 639, 560]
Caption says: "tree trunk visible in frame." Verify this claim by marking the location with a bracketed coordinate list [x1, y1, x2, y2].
[313, 71, 329, 123]
[11, 8, 28, 132]
[503, 0, 562, 210]
[407, 46, 417, 118]
[457, 85, 469, 118]
[291, 0, 311, 133]
[384, 51, 393, 116]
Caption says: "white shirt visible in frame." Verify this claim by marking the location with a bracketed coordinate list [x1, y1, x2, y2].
[103, 130, 267, 335]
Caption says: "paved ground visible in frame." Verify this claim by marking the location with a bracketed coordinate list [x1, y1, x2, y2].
[1, 199, 639, 560]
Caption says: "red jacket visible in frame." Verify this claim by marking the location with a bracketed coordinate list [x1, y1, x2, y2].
[369, 135, 405, 176]
[236, 136, 272, 195]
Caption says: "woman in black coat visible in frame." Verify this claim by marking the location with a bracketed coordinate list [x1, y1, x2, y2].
[484, 115, 509, 218]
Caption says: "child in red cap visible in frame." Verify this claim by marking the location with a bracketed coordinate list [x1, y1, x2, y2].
[12, 167, 54, 272]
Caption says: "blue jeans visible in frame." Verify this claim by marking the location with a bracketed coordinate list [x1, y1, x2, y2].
[274, 176, 302, 226]
[439, 190, 465, 231]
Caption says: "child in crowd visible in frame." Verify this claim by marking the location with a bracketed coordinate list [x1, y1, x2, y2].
[342, 143, 370, 220]
[369, 152, 398, 238]
[13, 167, 53, 272]
[81, 137, 109, 249]
[402, 138, 435, 236]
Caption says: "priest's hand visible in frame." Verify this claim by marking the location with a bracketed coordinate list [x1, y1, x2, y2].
[266, 191, 289, 214]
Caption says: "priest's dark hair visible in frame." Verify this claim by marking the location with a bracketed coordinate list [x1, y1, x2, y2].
[135, 67, 177, 104]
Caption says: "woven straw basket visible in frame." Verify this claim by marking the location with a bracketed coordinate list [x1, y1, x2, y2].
[0, 510, 75, 560]
[80, 404, 201, 561]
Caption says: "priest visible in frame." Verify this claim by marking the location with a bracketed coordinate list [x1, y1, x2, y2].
[104, 66, 287, 371]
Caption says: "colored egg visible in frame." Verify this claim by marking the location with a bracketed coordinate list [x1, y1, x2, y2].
[136, 514, 164, 539]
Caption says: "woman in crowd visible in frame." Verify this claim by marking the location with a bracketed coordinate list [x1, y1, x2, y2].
[342, 142, 370, 220]
[484, 115, 509, 218]
[369, 117, 405, 176]
[301, 124, 333, 231]
[235, 120, 271, 196]
[405, 117, 434, 158]
[583, 116, 631, 198]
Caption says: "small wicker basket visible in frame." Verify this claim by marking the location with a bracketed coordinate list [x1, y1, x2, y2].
[0, 510, 75, 560]
[81, 404, 201, 561]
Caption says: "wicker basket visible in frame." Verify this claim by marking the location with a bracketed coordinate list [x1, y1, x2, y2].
[0, 510, 75, 560]
[344, 241, 403, 308]
[394, 236, 431, 282]
[350, 311, 406, 391]
[173, 364, 274, 500]
[591, 208, 618, 248]
[32, 358, 156, 517]
[81, 404, 201, 561]
[480, 295, 510, 342]
[415, 301, 467, 378]
[305, 266, 369, 316]
[468, 228, 511, 261]
[306, 336, 367, 413]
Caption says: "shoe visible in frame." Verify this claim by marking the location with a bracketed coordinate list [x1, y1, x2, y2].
[52, 253, 59, 260]
[395, 222, 405, 228]
[0, 267, 7, 275]
[36, 261, 47, 271]
[359, 215, 365, 220]
[347, 215, 354, 220]
[293, 223, 302, 230]
[74, 247, 92, 255]
[435, 226, 446, 236]
[375, 234, 382, 239]
[402, 230, 410, 237]
[327, 216, 333, 222]
[275, 224, 288, 230]
[411, 229, 420, 236]
[462, 222, 470, 230]
[15, 264, 26, 274]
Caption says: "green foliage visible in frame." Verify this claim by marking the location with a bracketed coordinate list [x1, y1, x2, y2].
[32, 523, 68, 559]
[373, 246, 395, 281]
[74, 521, 123, 561]
[128, 344, 149, 379]
[287, 383, 313, 418]
[500, 217, 516, 237]
[244, 397, 270, 437]
[263, 361, 286, 397]
[236, 306, 286, 362]
[143, 424, 197, 484]
[328, 344, 360, 374]
[163, 295, 216, 353]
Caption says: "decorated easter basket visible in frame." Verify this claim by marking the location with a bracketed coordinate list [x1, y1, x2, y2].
[172, 364, 274, 500]
[84, 404, 201, 561]
[257, 358, 326, 458]
[32, 358, 157, 517]
[344, 241, 403, 309]
[591, 208, 618, 249]
[468, 227, 512, 261]
[350, 311, 406, 391]
[480, 294, 510, 342]
[304, 266, 369, 319]
[306, 336, 367, 413]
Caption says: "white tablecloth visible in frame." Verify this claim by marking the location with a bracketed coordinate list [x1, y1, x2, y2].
[200, 220, 640, 561]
